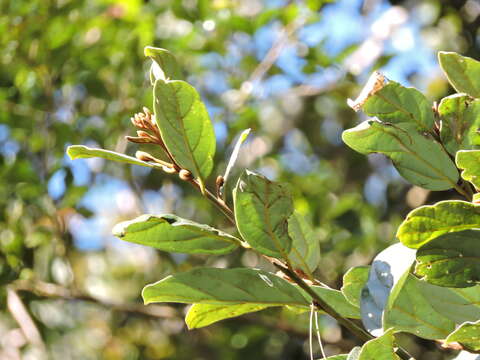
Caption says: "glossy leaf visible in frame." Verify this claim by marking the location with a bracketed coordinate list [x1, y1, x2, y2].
[415, 229, 480, 288]
[233, 170, 293, 258]
[342, 121, 458, 190]
[185, 303, 270, 329]
[439, 51, 480, 98]
[438, 95, 480, 155]
[360, 243, 416, 336]
[361, 81, 434, 131]
[112, 214, 239, 255]
[153, 79, 216, 190]
[457, 150, 480, 190]
[397, 200, 480, 249]
[358, 329, 399, 360]
[287, 212, 320, 277]
[309, 286, 361, 319]
[142, 268, 308, 306]
[384, 272, 456, 340]
[287, 285, 361, 319]
[341, 266, 370, 307]
[66, 145, 158, 168]
[445, 320, 480, 352]
[145, 46, 183, 81]
[419, 281, 480, 324]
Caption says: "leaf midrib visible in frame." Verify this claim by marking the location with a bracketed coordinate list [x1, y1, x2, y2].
[367, 124, 458, 188]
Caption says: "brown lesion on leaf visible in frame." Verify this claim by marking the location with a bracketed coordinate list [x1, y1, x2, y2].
[347, 71, 387, 111]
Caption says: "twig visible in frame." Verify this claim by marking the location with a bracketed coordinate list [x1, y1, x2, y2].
[289, 82, 338, 97]
[7, 287, 46, 351]
[11, 280, 177, 319]
[315, 308, 327, 359]
[274, 264, 415, 360]
[191, 178, 236, 225]
[275, 263, 372, 342]
[234, 16, 306, 108]
[167, 145, 413, 357]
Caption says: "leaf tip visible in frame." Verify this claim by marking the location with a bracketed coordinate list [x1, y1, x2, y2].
[66, 146, 74, 159]
[144, 46, 162, 58]
[241, 128, 251, 140]
[347, 71, 387, 111]
[111, 221, 126, 238]
[66, 145, 81, 160]
[141, 285, 153, 305]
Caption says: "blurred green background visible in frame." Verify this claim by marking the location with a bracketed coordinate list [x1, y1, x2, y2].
[1, 0, 479, 359]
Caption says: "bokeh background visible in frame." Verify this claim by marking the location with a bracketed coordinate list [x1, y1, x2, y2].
[1, 0, 480, 359]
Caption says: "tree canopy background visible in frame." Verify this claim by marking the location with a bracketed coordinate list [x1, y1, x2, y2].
[1, 0, 480, 359]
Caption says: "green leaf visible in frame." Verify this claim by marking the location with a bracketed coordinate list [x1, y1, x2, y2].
[112, 214, 239, 255]
[287, 212, 320, 277]
[341, 266, 369, 307]
[233, 170, 293, 258]
[145, 46, 183, 81]
[361, 81, 434, 131]
[283, 288, 360, 319]
[153, 79, 216, 190]
[358, 329, 399, 360]
[185, 303, 270, 329]
[397, 200, 480, 249]
[438, 95, 480, 155]
[66, 145, 159, 168]
[384, 272, 456, 339]
[419, 281, 480, 324]
[457, 150, 480, 190]
[439, 51, 480, 98]
[446, 320, 480, 352]
[142, 268, 308, 306]
[474, 193, 480, 203]
[309, 286, 361, 319]
[342, 120, 459, 190]
[415, 229, 480, 288]
[223, 128, 251, 186]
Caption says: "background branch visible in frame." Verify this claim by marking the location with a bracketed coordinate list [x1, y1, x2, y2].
[11, 280, 177, 319]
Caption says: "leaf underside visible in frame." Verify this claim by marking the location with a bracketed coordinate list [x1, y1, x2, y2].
[113, 214, 239, 255]
[342, 121, 458, 190]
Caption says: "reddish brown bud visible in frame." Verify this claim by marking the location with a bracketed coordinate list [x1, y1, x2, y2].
[136, 130, 150, 138]
[216, 175, 224, 188]
[126, 136, 153, 144]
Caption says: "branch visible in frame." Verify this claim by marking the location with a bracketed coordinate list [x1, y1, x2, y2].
[7, 287, 45, 351]
[274, 264, 415, 360]
[11, 280, 177, 319]
[234, 16, 307, 109]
